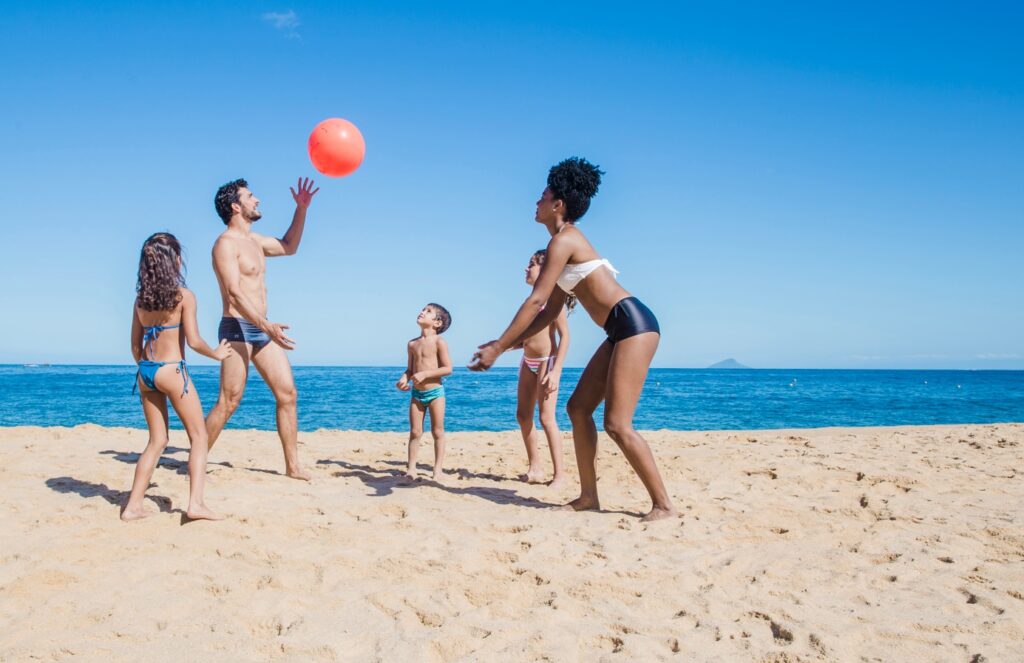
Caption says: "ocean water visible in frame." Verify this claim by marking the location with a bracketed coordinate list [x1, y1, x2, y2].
[0, 365, 1021, 432]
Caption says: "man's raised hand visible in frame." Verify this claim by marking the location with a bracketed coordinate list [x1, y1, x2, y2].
[290, 177, 319, 209]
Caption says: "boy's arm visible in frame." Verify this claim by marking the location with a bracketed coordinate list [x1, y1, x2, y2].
[412, 338, 453, 382]
[256, 178, 318, 257]
[397, 343, 413, 390]
[180, 289, 230, 361]
[130, 302, 142, 363]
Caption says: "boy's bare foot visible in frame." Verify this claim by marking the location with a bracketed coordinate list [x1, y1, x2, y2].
[120, 505, 155, 522]
[640, 505, 678, 523]
[186, 504, 225, 521]
[559, 496, 600, 512]
[286, 467, 311, 481]
[548, 474, 568, 491]
[432, 470, 445, 483]
[402, 471, 418, 483]
[521, 469, 546, 484]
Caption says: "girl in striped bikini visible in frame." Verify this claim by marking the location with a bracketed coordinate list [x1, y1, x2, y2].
[514, 249, 570, 489]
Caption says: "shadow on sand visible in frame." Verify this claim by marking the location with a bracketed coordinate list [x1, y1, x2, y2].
[316, 459, 556, 509]
[44, 476, 176, 515]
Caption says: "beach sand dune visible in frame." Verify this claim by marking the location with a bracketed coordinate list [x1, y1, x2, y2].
[1, 423, 1021, 661]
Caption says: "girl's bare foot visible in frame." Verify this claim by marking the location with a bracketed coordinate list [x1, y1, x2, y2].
[640, 505, 677, 522]
[548, 474, 568, 491]
[120, 505, 155, 522]
[286, 467, 311, 481]
[186, 504, 225, 521]
[521, 469, 546, 484]
[559, 495, 600, 512]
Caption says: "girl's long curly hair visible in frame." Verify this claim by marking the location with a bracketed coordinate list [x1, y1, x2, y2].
[533, 249, 576, 313]
[136, 232, 185, 312]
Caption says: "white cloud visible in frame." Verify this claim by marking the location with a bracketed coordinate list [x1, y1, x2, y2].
[975, 353, 1021, 360]
[262, 10, 300, 37]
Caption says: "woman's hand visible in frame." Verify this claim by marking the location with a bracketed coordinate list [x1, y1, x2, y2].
[468, 341, 501, 371]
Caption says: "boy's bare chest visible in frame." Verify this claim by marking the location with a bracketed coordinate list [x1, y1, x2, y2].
[411, 340, 438, 364]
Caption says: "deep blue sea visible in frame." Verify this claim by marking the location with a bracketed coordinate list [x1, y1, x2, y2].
[0, 365, 1021, 432]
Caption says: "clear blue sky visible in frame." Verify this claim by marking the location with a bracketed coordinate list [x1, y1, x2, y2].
[1, 2, 1021, 369]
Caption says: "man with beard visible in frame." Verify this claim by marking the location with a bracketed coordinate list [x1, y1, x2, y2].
[206, 177, 319, 480]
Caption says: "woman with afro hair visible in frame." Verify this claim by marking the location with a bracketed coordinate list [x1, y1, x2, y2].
[470, 158, 676, 522]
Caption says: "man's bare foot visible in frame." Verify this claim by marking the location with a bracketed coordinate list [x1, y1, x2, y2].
[186, 504, 225, 521]
[558, 496, 600, 512]
[120, 505, 155, 522]
[286, 467, 311, 481]
[548, 475, 568, 491]
[520, 469, 546, 484]
[640, 505, 678, 522]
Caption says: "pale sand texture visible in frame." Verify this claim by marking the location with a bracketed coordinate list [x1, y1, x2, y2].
[0, 423, 1022, 662]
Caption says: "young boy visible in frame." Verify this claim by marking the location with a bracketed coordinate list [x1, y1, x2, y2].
[396, 303, 453, 481]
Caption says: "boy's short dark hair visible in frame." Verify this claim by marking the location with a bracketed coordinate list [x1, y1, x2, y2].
[427, 303, 451, 334]
[214, 178, 248, 224]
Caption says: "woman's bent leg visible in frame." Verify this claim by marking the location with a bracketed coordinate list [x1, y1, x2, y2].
[563, 341, 612, 511]
[604, 332, 676, 522]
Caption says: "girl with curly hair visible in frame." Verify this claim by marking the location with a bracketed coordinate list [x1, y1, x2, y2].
[470, 158, 676, 522]
[123, 232, 233, 522]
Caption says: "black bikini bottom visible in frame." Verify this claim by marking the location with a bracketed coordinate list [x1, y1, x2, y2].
[603, 297, 660, 344]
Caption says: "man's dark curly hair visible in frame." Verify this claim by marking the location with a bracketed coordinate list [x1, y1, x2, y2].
[214, 178, 248, 224]
[427, 303, 452, 334]
[547, 157, 604, 222]
[136, 232, 185, 312]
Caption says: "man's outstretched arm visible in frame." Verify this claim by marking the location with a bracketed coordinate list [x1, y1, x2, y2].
[259, 177, 319, 257]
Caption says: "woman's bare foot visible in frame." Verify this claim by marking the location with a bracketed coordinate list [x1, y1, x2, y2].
[186, 504, 225, 521]
[559, 495, 600, 512]
[640, 505, 677, 522]
[548, 474, 568, 491]
[286, 467, 311, 481]
[520, 469, 546, 484]
[120, 505, 155, 522]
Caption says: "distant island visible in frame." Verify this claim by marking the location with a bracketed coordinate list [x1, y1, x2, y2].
[707, 358, 750, 369]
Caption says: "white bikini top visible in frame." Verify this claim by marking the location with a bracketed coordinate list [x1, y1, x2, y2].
[556, 258, 619, 293]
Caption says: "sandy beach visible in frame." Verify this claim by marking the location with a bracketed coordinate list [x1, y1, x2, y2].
[1, 423, 1021, 661]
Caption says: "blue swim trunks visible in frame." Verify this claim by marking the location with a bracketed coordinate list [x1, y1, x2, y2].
[219, 317, 271, 351]
[411, 385, 445, 405]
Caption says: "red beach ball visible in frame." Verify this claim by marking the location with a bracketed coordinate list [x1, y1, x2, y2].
[308, 118, 365, 177]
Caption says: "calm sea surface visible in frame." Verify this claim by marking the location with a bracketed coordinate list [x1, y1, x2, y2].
[0, 365, 1021, 432]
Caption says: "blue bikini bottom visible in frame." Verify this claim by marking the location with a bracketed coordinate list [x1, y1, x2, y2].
[134, 360, 190, 397]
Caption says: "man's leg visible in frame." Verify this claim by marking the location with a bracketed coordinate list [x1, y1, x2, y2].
[206, 342, 251, 452]
[251, 342, 308, 480]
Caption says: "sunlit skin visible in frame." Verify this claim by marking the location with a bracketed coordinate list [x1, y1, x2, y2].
[396, 306, 453, 481]
[469, 185, 676, 522]
[206, 178, 318, 481]
[124, 251, 233, 522]
[512, 253, 569, 489]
